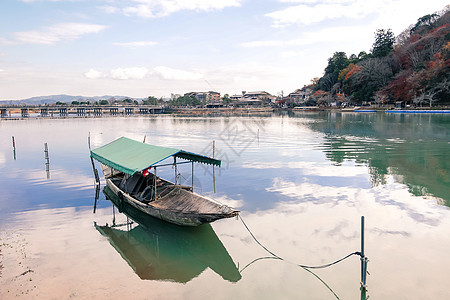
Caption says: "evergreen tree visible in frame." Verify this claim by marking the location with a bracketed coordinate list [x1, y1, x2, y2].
[371, 29, 395, 58]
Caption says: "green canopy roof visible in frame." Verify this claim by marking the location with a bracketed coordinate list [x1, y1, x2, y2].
[90, 137, 220, 176]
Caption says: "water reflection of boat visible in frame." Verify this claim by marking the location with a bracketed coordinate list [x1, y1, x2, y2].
[95, 186, 241, 283]
[90, 137, 238, 226]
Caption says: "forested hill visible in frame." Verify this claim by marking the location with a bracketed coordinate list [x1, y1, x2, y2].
[311, 6, 450, 106]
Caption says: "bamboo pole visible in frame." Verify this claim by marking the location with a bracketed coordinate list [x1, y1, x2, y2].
[12, 136, 16, 160]
[44, 143, 50, 179]
[360, 216, 368, 300]
[154, 167, 157, 200]
[191, 161, 194, 191]
[174, 156, 177, 185]
[212, 140, 216, 193]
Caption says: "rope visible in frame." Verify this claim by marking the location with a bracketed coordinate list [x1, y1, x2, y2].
[238, 215, 361, 300]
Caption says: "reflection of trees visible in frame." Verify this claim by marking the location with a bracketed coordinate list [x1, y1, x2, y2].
[308, 112, 450, 206]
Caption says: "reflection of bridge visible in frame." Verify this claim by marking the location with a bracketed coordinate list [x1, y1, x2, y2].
[0, 105, 165, 118]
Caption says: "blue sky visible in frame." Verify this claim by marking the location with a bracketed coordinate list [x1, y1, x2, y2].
[1, 0, 448, 100]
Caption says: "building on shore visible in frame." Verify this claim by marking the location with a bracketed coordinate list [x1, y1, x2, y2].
[184, 91, 221, 104]
[287, 86, 314, 106]
[230, 91, 275, 107]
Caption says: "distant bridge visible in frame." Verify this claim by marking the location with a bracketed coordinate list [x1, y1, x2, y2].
[0, 104, 165, 118]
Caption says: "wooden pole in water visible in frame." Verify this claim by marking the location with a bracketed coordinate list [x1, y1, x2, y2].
[212, 140, 216, 193]
[360, 216, 367, 300]
[44, 143, 49, 159]
[44, 143, 50, 179]
[88, 133, 100, 184]
[12, 136, 16, 160]
[93, 184, 100, 214]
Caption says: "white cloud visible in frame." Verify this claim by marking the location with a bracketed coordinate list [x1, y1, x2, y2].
[85, 66, 203, 81]
[13, 23, 108, 45]
[0, 38, 14, 45]
[84, 68, 104, 79]
[84, 67, 149, 80]
[267, 0, 449, 29]
[153, 66, 203, 80]
[266, 0, 377, 27]
[110, 67, 149, 80]
[123, 0, 243, 18]
[98, 5, 120, 14]
[113, 41, 159, 48]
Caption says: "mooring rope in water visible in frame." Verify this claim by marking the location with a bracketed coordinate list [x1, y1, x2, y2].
[238, 215, 361, 300]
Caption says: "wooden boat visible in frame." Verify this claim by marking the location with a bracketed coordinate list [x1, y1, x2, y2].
[90, 137, 239, 226]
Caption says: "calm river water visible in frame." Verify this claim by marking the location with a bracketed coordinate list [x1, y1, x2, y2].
[0, 112, 449, 299]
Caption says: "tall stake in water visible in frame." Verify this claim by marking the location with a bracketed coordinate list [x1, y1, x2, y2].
[88, 133, 100, 184]
[360, 216, 368, 300]
[212, 140, 216, 193]
[12, 136, 16, 160]
[44, 142, 50, 179]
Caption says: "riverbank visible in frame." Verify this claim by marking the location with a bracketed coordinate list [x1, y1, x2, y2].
[1, 106, 450, 120]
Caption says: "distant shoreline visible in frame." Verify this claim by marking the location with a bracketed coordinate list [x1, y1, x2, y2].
[1, 106, 450, 121]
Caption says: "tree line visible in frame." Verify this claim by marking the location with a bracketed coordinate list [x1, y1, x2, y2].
[310, 6, 450, 107]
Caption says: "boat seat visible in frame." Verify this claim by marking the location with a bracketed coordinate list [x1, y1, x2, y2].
[122, 173, 146, 195]
[139, 186, 155, 203]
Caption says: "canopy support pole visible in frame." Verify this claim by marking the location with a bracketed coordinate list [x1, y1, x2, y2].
[174, 156, 177, 185]
[191, 161, 194, 191]
[360, 216, 368, 300]
[154, 166, 157, 200]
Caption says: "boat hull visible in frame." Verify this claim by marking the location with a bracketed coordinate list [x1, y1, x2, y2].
[106, 178, 238, 226]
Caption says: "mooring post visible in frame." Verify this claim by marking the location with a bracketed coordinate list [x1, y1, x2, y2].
[44, 143, 49, 160]
[12, 136, 16, 160]
[212, 140, 216, 193]
[360, 216, 368, 300]
[44, 143, 50, 179]
[93, 184, 100, 214]
[88, 133, 100, 184]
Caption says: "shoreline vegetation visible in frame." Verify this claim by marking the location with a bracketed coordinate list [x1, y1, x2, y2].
[308, 7, 450, 108]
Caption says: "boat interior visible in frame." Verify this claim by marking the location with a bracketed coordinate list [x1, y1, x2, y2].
[107, 168, 193, 204]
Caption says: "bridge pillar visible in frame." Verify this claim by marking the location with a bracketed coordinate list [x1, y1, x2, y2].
[40, 108, 49, 117]
[77, 107, 86, 116]
[0, 108, 6, 118]
[110, 107, 118, 115]
[93, 107, 102, 116]
[125, 107, 134, 115]
[59, 107, 68, 117]
[21, 108, 29, 118]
